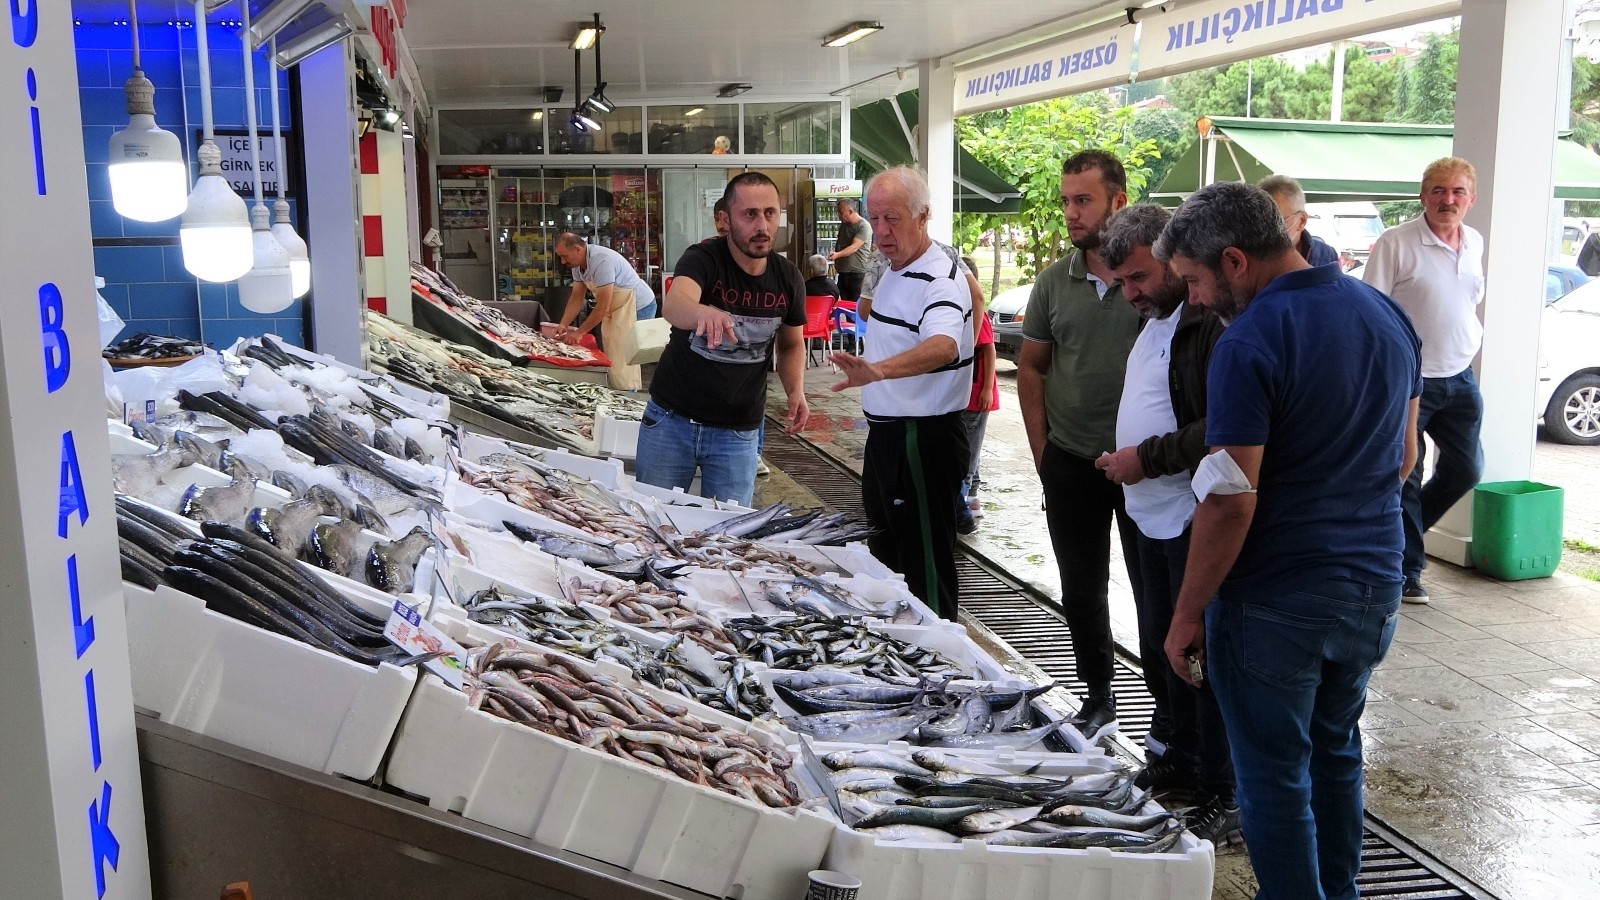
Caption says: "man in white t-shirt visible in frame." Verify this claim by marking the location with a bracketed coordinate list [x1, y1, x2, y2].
[1363, 157, 1485, 605]
[555, 233, 658, 391]
[830, 167, 975, 619]
[1095, 204, 1237, 845]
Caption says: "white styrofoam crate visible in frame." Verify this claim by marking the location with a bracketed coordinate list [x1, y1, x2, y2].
[386, 673, 831, 900]
[595, 408, 640, 460]
[790, 742, 1211, 900]
[271, 334, 452, 420]
[431, 563, 675, 652]
[122, 581, 417, 781]
[460, 432, 626, 490]
[622, 477, 754, 514]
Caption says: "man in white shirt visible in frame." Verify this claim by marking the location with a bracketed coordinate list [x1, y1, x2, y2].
[831, 167, 975, 619]
[1096, 204, 1237, 845]
[1363, 157, 1485, 605]
[554, 233, 658, 391]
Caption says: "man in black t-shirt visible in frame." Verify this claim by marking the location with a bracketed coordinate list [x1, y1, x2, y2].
[638, 172, 809, 507]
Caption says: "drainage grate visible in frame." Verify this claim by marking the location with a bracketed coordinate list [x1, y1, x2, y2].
[760, 424, 1487, 900]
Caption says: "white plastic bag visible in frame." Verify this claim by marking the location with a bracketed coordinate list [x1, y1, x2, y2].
[95, 276, 126, 348]
[111, 352, 230, 417]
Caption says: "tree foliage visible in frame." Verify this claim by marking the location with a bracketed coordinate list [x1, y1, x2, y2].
[958, 97, 1158, 280]
[1390, 31, 1458, 124]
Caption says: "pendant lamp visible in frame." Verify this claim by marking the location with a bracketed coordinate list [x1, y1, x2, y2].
[181, 0, 252, 282]
[235, 0, 293, 313]
[268, 37, 310, 298]
[108, 0, 188, 221]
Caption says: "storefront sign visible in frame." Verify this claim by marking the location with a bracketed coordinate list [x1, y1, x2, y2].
[810, 179, 863, 198]
[367, 0, 408, 79]
[1136, 0, 1462, 81]
[953, 22, 1133, 116]
[2, 3, 151, 898]
[203, 128, 292, 197]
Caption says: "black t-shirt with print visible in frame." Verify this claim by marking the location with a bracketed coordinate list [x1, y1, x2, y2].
[652, 237, 807, 429]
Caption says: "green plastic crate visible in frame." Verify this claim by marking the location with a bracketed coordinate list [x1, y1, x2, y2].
[1472, 481, 1564, 580]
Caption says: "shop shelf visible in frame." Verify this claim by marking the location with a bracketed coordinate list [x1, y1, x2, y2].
[385, 673, 832, 900]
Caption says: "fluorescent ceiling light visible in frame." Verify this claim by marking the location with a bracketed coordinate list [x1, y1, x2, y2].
[823, 21, 883, 47]
[685, 107, 704, 116]
[570, 22, 602, 50]
[717, 83, 751, 98]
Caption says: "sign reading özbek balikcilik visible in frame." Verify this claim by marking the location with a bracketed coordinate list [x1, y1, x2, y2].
[953, 21, 1133, 117]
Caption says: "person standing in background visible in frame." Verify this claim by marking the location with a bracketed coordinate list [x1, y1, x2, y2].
[1258, 175, 1339, 268]
[554, 233, 658, 391]
[1363, 156, 1485, 605]
[638, 173, 809, 507]
[958, 255, 998, 535]
[829, 198, 872, 303]
[1016, 149, 1143, 741]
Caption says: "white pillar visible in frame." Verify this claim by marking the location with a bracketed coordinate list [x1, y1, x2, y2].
[299, 41, 366, 364]
[919, 58, 956, 244]
[1427, 0, 1565, 564]
[2, 5, 152, 898]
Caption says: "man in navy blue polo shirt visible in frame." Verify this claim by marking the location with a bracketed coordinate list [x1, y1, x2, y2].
[1155, 181, 1421, 900]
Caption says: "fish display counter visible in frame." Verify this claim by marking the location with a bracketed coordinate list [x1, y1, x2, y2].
[102, 334, 1213, 900]
[410, 263, 613, 371]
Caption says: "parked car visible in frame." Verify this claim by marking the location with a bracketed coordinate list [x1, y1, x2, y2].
[987, 283, 1032, 361]
[1547, 265, 1588, 303]
[1305, 201, 1386, 264]
[1538, 277, 1600, 444]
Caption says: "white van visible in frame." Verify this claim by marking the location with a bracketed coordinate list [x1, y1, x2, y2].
[1305, 201, 1385, 263]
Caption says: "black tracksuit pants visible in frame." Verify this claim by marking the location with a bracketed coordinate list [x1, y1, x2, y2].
[862, 412, 970, 621]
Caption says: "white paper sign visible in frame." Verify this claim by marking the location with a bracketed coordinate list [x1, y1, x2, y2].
[385, 599, 469, 688]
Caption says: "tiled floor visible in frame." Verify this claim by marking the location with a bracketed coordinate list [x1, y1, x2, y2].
[766, 362, 1600, 899]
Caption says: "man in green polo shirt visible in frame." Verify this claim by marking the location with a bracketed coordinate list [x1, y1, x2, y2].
[1017, 149, 1145, 742]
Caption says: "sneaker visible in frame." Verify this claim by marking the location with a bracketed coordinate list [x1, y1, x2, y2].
[1185, 796, 1243, 847]
[967, 493, 984, 519]
[956, 512, 978, 535]
[1401, 576, 1430, 605]
[1069, 693, 1118, 741]
[756, 458, 771, 477]
[1134, 754, 1198, 796]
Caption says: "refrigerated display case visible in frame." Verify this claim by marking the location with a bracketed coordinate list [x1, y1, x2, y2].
[492, 174, 563, 300]
[799, 178, 862, 262]
[439, 177, 494, 301]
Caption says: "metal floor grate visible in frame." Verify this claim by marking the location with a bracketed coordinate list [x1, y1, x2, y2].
[760, 424, 1487, 900]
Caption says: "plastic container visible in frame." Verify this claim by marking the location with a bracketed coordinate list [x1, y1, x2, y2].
[122, 581, 418, 781]
[385, 674, 832, 900]
[1472, 480, 1564, 580]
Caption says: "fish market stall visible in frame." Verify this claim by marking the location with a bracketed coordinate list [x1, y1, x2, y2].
[410, 263, 614, 375]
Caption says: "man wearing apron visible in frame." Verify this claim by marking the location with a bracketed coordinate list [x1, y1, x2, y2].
[554, 232, 658, 390]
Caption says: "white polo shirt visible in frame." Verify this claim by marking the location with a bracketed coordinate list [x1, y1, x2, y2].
[1114, 309, 1195, 540]
[861, 243, 974, 419]
[1363, 215, 1484, 378]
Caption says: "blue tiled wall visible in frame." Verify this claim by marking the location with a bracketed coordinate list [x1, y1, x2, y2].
[77, 22, 306, 348]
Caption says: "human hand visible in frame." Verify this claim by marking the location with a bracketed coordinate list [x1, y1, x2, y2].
[695, 307, 738, 349]
[1096, 447, 1145, 485]
[829, 353, 882, 391]
[1165, 613, 1207, 687]
[785, 392, 810, 434]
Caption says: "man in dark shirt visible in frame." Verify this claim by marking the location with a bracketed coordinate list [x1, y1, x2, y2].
[804, 254, 839, 299]
[638, 172, 808, 507]
[1259, 175, 1339, 267]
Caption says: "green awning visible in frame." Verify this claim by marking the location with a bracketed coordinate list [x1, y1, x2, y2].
[852, 90, 1022, 214]
[1150, 117, 1600, 203]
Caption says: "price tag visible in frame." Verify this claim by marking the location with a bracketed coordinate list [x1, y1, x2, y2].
[384, 598, 468, 688]
[123, 400, 155, 425]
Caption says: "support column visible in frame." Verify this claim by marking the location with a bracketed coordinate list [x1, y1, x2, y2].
[919, 58, 956, 244]
[299, 41, 366, 364]
[2, 4, 152, 897]
[1427, 0, 1565, 565]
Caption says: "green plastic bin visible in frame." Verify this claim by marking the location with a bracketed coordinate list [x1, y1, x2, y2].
[1472, 481, 1564, 580]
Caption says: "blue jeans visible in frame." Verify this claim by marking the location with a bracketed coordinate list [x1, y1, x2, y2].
[636, 300, 657, 320]
[1403, 368, 1483, 578]
[1207, 577, 1400, 900]
[633, 400, 763, 507]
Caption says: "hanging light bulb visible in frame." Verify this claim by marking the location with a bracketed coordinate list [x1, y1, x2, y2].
[239, 204, 293, 312]
[268, 37, 310, 298]
[109, 1, 187, 221]
[234, 0, 294, 313]
[182, 2, 252, 281]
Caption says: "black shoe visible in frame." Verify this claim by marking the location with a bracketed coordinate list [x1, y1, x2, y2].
[1185, 795, 1243, 847]
[1134, 754, 1198, 796]
[1402, 576, 1430, 605]
[1069, 693, 1118, 740]
[956, 512, 978, 535]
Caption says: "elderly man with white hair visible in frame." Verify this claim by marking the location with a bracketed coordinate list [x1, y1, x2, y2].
[830, 166, 975, 620]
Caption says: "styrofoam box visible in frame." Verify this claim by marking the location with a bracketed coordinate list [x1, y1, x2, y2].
[791, 742, 1212, 900]
[267, 334, 452, 420]
[386, 673, 832, 900]
[621, 476, 754, 514]
[122, 581, 418, 781]
[595, 407, 640, 460]
[460, 432, 626, 490]
[432, 562, 676, 652]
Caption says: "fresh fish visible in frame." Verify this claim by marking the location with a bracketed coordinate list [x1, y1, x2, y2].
[503, 521, 631, 567]
[927, 720, 1064, 751]
[271, 469, 311, 499]
[304, 519, 380, 580]
[179, 471, 257, 526]
[855, 825, 962, 844]
[822, 750, 931, 777]
[172, 430, 227, 470]
[703, 503, 790, 538]
[956, 805, 1045, 834]
[983, 824, 1184, 852]
[112, 441, 198, 496]
[897, 795, 1029, 809]
[1038, 804, 1173, 833]
[246, 499, 325, 550]
[783, 708, 939, 743]
[331, 464, 436, 516]
[373, 427, 407, 459]
[366, 526, 433, 593]
[856, 804, 990, 830]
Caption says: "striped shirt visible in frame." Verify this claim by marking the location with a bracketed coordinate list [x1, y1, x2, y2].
[861, 242, 974, 418]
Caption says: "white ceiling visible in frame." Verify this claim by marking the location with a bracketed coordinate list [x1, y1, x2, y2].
[72, 0, 1115, 107]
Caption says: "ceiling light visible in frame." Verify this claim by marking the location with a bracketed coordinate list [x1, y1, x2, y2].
[685, 107, 704, 116]
[587, 84, 613, 114]
[718, 83, 752, 98]
[109, 0, 187, 222]
[822, 21, 883, 47]
[270, 8, 351, 67]
[571, 109, 600, 132]
[380, 108, 401, 126]
[543, 86, 563, 103]
[237, 0, 293, 313]
[243, 0, 316, 51]
[182, 0, 251, 282]
[569, 16, 603, 50]
[530, 110, 543, 121]
[267, 37, 310, 299]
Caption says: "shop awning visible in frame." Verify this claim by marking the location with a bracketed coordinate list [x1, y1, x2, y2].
[1150, 117, 1600, 203]
[852, 91, 1023, 214]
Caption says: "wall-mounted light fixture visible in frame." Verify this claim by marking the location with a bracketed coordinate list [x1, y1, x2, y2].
[270, 7, 352, 67]
[243, 0, 316, 50]
[822, 21, 883, 47]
